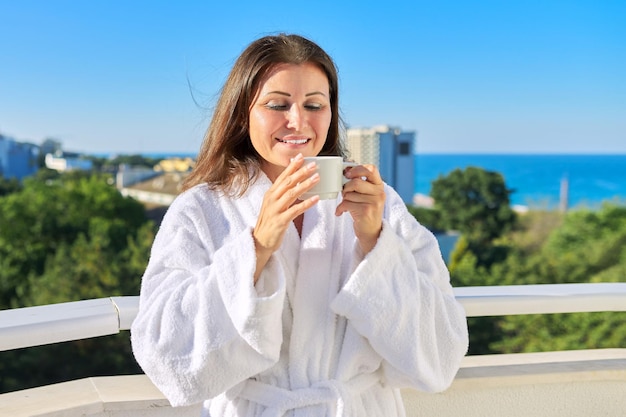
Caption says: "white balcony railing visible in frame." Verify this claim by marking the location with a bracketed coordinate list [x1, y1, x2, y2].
[2, 282, 626, 352]
[1, 282, 626, 417]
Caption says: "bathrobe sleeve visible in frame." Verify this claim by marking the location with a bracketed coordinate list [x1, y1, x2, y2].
[330, 184, 469, 393]
[131, 190, 286, 406]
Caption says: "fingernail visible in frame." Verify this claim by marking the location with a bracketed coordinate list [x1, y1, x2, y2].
[310, 172, 320, 181]
[294, 153, 303, 161]
[306, 162, 316, 170]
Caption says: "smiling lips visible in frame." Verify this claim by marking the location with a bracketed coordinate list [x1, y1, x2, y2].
[276, 137, 310, 145]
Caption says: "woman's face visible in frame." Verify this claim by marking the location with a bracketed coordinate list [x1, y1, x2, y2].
[249, 62, 332, 181]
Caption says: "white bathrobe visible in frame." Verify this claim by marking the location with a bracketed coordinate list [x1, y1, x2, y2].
[131, 172, 468, 417]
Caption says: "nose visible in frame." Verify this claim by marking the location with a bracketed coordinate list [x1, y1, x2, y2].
[286, 104, 304, 130]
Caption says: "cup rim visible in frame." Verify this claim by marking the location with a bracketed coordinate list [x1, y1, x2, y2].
[303, 155, 342, 158]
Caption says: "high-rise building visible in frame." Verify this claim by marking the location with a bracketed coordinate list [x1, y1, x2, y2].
[0, 134, 40, 180]
[345, 125, 415, 203]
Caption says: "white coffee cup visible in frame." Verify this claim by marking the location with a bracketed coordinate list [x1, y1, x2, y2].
[300, 156, 357, 200]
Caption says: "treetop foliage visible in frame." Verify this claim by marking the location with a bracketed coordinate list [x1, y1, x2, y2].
[0, 172, 157, 392]
[0, 176, 22, 197]
[410, 167, 626, 355]
[0, 173, 153, 309]
[430, 166, 517, 245]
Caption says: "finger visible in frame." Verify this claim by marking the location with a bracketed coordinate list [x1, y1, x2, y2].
[271, 160, 318, 205]
[335, 203, 347, 216]
[342, 178, 380, 196]
[345, 164, 383, 185]
[284, 172, 320, 203]
[276, 165, 320, 205]
[278, 160, 318, 191]
[337, 181, 385, 217]
[287, 194, 320, 217]
[335, 199, 380, 219]
[255, 192, 319, 250]
[341, 188, 376, 203]
[271, 154, 306, 189]
[264, 156, 304, 202]
[285, 153, 306, 176]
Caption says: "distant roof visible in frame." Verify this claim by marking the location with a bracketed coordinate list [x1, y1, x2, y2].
[127, 171, 188, 196]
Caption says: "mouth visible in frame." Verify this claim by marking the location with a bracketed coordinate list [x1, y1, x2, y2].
[276, 137, 311, 145]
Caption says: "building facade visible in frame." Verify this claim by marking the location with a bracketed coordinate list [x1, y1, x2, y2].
[345, 125, 416, 204]
[0, 134, 40, 180]
[44, 152, 93, 172]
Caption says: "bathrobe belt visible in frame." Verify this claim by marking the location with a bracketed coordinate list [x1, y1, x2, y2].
[239, 372, 380, 417]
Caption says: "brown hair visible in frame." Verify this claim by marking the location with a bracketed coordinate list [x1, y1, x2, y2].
[182, 33, 346, 196]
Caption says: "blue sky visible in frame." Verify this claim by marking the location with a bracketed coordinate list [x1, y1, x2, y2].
[1, 0, 624, 154]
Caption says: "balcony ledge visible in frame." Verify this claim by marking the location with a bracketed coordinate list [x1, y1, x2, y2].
[2, 285, 625, 415]
[1, 349, 625, 417]
[0, 375, 200, 417]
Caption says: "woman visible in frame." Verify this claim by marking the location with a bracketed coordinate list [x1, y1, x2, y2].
[131, 33, 468, 417]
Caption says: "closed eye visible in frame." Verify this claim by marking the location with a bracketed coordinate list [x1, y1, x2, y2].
[265, 104, 288, 111]
[264, 103, 324, 111]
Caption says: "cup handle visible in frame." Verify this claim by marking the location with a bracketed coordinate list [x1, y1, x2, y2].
[342, 161, 358, 185]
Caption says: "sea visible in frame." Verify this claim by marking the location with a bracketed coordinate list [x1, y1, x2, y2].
[415, 154, 626, 210]
[135, 152, 626, 210]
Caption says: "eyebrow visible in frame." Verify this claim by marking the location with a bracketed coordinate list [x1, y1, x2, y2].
[264, 90, 328, 98]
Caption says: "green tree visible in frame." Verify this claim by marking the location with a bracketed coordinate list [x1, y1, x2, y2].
[490, 204, 626, 354]
[431, 167, 517, 244]
[0, 173, 156, 393]
[0, 174, 148, 308]
[428, 167, 518, 354]
[0, 176, 22, 197]
[410, 170, 626, 355]
[431, 166, 517, 269]
[26, 222, 154, 305]
[406, 205, 445, 232]
[32, 167, 61, 182]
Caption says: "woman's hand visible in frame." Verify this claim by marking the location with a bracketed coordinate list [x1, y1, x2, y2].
[252, 153, 320, 282]
[335, 164, 385, 254]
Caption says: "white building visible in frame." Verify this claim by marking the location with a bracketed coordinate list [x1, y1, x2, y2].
[345, 125, 416, 204]
[45, 153, 93, 172]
